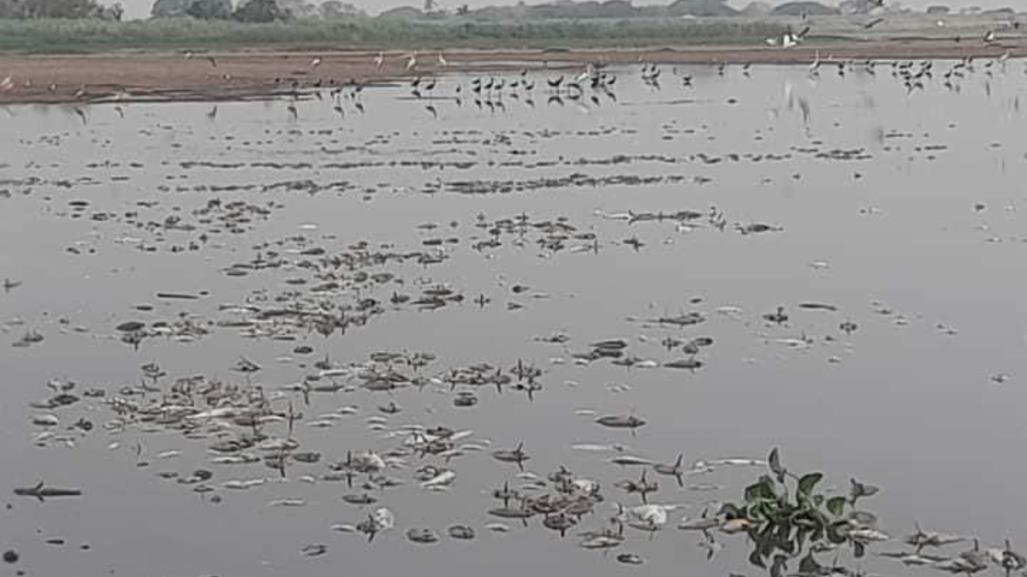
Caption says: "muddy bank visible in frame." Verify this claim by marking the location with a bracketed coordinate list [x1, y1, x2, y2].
[1, 39, 1025, 104]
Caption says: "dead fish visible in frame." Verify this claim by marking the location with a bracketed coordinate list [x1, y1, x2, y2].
[617, 553, 644, 565]
[596, 414, 646, 430]
[406, 528, 440, 544]
[652, 453, 685, 487]
[31, 415, 59, 427]
[14, 482, 82, 502]
[448, 525, 476, 540]
[591, 339, 628, 350]
[268, 499, 307, 507]
[610, 455, 653, 467]
[580, 531, 624, 550]
[572, 443, 626, 453]
[420, 470, 456, 490]
[678, 517, 719, 531]
[995, 539, 1026, 574]
[663, 358, 703, 371]
[222, 479, 265, 490]
[763, 306, 789, 324]
[737, 223, 782, 234]
[850, 528, 890, 543]
[798, 302, 839, 311]
[488, 507, 535, 520]
[492, 442, 530, 470]
[301, 544, 327, 557]
[542, 513, 577, 537]
[720, 518, 754, 534]
[905, 523, 966, 551]
[879, 551, 949, 566]
[342, 493, 377, 505]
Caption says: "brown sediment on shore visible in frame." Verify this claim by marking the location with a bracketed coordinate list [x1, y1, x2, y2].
[0, 39, 1024, 105]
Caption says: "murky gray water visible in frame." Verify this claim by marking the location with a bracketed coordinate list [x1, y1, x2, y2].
[2, 61, 1027, 577]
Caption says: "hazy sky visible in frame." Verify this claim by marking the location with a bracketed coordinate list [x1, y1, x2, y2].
[121, 0, 1017, 23]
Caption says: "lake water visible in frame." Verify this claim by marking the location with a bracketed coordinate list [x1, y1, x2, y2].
[2, 61, 1027, 577]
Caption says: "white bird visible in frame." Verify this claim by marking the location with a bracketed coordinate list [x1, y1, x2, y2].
[406, 52, 418, 71]
[309, 57, 322, 69]
[437, 51, 448, 67]
[373, 51, 384, 70]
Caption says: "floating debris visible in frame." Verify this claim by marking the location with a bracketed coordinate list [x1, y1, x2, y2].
[447, 525, 476, 540]
[13, 482, 82, 502]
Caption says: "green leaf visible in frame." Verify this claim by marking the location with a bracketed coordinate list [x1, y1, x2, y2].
[797, 472, 823, 497]
[849, 478, 879, 504]
[799, 553, 821, 575]
[795, 527, 810, 555]
[749, 547, 766, 568]
[847, 510, 878, 528]
[745, 475, 776, 503]
[826, 496, 847, 517]
[770, 555, 788, 577]
[826, 521, 849, 544]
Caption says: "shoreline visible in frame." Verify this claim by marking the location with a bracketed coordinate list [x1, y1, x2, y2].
[1, 39, 1024, 105]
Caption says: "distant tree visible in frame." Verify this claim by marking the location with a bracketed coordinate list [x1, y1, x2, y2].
[151, 0, 190, 17]
[771, 1, 839, 16]
[455, 3, 469, 15]
[185, 0, 231, 18]
[378, 5, 426, 19]
[233, 0, 289, 21]
[667, 0, 738, 17]
[740, 1, 771, 15]
[839, 0, 882, 15]
[925, 4, 949, 14]
[423, 0, 436, 12]
[153, 0, 229, 18]
[102, 2, 123, 18]
[10, 0, 104, 18]
[319, 0, 360, 17]
[526, 0, 642, 19]
[277, 0, 317, 17]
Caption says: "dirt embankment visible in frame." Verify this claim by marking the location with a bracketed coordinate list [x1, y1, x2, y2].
[0, 39, 1023, 105]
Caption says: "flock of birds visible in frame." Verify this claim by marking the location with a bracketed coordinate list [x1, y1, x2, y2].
[2, 28, 1024, 126]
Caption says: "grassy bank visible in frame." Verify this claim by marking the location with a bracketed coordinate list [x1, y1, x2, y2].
[0, 17, 792, 54]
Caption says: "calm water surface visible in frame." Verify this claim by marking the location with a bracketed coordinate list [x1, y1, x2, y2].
[2, 62, 1027, 577]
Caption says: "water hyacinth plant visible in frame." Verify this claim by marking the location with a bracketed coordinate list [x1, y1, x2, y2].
[719, 448, 882, 576]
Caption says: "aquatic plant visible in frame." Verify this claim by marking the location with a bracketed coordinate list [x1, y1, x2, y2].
[720, 448, 881, 575]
